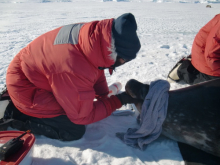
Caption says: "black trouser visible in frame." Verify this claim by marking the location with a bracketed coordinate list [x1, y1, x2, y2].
[177, 60, 219, 85]
[5, 101, 86, 141]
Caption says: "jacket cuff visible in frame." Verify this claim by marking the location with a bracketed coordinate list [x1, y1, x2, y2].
[99, 95, 122, 115]
[95, 93, 108, 100]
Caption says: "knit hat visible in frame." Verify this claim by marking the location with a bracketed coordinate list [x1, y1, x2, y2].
[112, 13, 141, 61]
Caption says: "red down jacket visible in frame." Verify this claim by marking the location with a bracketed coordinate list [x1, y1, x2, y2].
[6, 18, 122, 125]
[192, 14, 220, 77]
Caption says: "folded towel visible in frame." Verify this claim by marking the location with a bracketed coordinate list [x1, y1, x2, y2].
[116, 80, 170, 150]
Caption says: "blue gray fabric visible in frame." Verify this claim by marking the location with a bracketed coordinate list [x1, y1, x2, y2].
[116, 80, 170, 150]
[54, 23, 84, 45]
[112, 13, 141, 61]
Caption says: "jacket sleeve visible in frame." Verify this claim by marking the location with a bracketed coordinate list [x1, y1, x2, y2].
[74, 95, 122, 124]
[94, 71, 109, 99]
[195, 14, 220, 71]
[49, 72, 122, 125]
[205, 25, 220, 71]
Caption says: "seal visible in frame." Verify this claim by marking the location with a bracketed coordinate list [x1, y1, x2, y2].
[125, 78, 220, 162]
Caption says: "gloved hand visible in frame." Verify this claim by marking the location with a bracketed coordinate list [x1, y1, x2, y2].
[116, 92, 143, 105]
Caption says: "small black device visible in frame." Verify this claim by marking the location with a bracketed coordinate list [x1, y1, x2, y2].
[0, 130, 30, 161]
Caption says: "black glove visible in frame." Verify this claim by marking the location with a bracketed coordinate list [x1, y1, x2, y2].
[116, 92, 143, 105]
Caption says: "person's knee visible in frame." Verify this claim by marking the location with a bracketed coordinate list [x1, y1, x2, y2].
[59, 125, 86, 141]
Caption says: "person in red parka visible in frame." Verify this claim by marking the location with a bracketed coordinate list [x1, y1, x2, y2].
[5, 13, 141, 141]
[167, 14, 220, 85]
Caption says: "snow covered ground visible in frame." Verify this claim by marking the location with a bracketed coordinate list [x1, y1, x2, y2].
[0, 1, 220, 165]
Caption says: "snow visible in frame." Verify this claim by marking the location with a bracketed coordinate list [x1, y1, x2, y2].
[1, 0, 220, 3]
[0, 1, 220, 165]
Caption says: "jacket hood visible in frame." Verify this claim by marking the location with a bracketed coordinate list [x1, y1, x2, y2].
[78, 18, 116, 69]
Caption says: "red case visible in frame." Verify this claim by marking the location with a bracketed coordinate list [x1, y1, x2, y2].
[0, 131, 35, 165]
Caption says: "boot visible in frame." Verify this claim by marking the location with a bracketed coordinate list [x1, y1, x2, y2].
[0, 85, 14, 131]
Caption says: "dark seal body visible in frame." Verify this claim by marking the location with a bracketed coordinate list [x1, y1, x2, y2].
[125, 79, 220, 161]
[164, 79, 220, 158]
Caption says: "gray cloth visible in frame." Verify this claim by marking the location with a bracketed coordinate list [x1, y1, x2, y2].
[116, 80, 170, 150]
